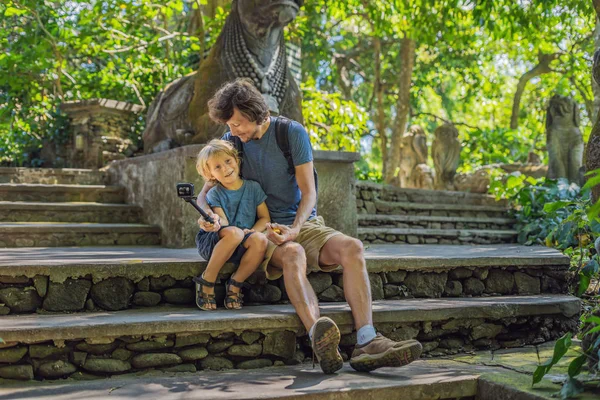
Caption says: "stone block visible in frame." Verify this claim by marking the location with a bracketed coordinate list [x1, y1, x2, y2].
[444, 281, 463, 297]
[0, 287, 42, 313]
[136, 277, 150, 291]
[175, 333, 210, 348]
[0, 365, 34, 380]
[514, 272, 541, 294]
[43, 279, 91, 312]
[133, 291, 162, 307]
[227, 343, 262, 358]
[404, 272, 447, 298]
[90, 277, 134, 311]
[29, 344, 70, 359]
[471, 324, 503, 340]
[161, 363, 196, 373]
[162, 288, 194, 304]
[318, 285, 345, 302]
[369, 273, 384, 300]
[307, 272, 332, 295]
[131, 353, 182, 369]
[207, 340, 234, 354]
[262, 331, 296, 359]
[33, 275, 48, 297]
[0, 347, 27, 363]
[126, 340, 174, 352]
[200, 356, 234, 371]
[473, 268, 489, 280]
[111, 349, 133, 361]
[463, 278, 485, 295]
[178, 346, 209, 362]
[75, 342, 118, 355]
[83, 359, 131, 374]
[386, 270, 408, 284]
[246, 284, 281, 303]
[236, 359, 273, 369]
[484, 270, 515, 294]
[38, 360, 77, 379]
[240, 331, 261, 345]
[150, 276, 176, 291]
[449, 268, 473, 280]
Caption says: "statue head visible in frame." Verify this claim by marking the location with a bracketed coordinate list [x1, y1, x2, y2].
[235, 0, 303, 32]
[547, 95, 580, 129]
[407, 125, 425, 137]
[434, 123, 459, 140]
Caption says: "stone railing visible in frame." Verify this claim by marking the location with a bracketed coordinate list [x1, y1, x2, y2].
[104, 146, 359, 248]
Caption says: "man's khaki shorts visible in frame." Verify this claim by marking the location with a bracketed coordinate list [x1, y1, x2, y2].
[259, 216, 343, 280]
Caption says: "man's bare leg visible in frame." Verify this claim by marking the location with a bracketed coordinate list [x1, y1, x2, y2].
[318, 235, 372, 330]
[269, 242, 319, 331]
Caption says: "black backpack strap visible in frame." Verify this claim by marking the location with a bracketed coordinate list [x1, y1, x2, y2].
[274, 117, 295, 175]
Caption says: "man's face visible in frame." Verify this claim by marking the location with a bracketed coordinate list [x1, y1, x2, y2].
[226, 108, 261, 143]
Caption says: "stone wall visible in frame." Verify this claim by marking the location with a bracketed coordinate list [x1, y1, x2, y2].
[105, 145, 359, 248]
[0, 266, 567, 315]
[0, 313, 576, 381]
[59, 99, 143, 169]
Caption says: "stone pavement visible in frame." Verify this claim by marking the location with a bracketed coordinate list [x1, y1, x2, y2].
[0, 344, 597, 400]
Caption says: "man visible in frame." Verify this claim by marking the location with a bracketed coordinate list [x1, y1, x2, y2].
[197, 78, 422, 373]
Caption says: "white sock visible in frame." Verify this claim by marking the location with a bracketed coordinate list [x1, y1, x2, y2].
[357, 324, 377, 345]
[308, 323, 316, 341]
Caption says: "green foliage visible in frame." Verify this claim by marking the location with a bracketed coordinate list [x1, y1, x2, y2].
[0, 0, 228, 166]
[532, 332, 573, 385]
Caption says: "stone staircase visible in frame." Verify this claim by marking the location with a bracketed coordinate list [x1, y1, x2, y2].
[0, 169, 580, 393]
[356, 182, 517, 245]
[0, 168, 161, 247]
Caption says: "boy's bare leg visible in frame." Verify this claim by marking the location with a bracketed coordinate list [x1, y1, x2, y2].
[230, 233, 268, 288]
[201, 227, 244, 310]
[269, 242, 319, 331]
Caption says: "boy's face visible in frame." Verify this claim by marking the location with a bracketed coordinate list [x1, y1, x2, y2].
[226, 108, 263, 143]
[207, 152, 240, 185]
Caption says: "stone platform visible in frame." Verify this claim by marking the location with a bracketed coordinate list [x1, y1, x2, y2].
[0, 245, 570, 314]
[0, 343, 596, 400]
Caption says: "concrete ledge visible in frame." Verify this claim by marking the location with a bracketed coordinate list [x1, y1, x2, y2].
[0, 295, 580, 343]
[0, 168, 106, 185]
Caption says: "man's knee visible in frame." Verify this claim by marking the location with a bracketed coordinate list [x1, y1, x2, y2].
[339, 238, 365, 265]
[280, 243, 307, 272]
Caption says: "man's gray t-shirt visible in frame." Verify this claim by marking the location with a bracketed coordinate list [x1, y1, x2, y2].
[206, 180, 267, 230]
[222, 117, 316, 225]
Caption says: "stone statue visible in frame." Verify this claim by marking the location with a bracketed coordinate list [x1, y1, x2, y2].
[454, 167, 491, 194]
[142, 0, 304, 153]
[586, 49, 600, 202]
[546, 95, 583, 184]
[399, 125, 429, 188]
[432, 123, 461, 190]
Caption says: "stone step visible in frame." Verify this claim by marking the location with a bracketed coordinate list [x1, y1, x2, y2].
[364, 199, 509, 219]
[357, 181, 507, 207]
[358, 227, 518, 245]
[0, 295, 580, 381]
[0, 183, 125, 203]
[0, 245, 569, 314]
[0, 223, 161, 247]
[0, 201, 143, 223]
[358, 214, 516, 231]
[0, 167, 106, 185]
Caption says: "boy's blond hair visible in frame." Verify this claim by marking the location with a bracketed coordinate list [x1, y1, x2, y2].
[196, 139, 241, 184]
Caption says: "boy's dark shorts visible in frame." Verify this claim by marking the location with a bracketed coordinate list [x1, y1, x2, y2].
[195, 228, 253, 264]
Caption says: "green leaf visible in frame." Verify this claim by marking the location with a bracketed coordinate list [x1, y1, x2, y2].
[543, 200, 572, 213]
[533, 332, 572, 385]
[4, 7, 27, 17]
[567, 354, 587, 378]
[587, 200, 600, 222]
[577, 274, 590, 297]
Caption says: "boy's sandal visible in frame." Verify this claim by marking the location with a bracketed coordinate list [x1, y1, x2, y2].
[224, 278, 248, 310]
[193, 275, 217, 311]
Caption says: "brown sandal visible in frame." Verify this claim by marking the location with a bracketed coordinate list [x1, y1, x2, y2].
[193, 274, 217, 311]
[224, 278, 247, 310]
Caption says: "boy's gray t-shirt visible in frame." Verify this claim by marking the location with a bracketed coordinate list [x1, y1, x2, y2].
[206, 180, 267, 230]
[222, 117, 316, 225]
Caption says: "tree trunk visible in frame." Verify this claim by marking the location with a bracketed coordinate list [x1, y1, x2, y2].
[510, 52, 560, 130]
[593, 18, 600, 120]
[373, 37, 388, 178]
[384, 37, 415, 186]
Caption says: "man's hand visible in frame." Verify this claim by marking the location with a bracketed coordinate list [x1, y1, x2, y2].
[243, 228, 255, 235]
[266, 223, 299, 245]
[198, 210, 221, 232]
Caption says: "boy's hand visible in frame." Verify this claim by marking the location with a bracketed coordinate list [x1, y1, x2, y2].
[198, 211, 220, 232]
[266, 223, 297, 245]
[243, 228, 255, 235]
